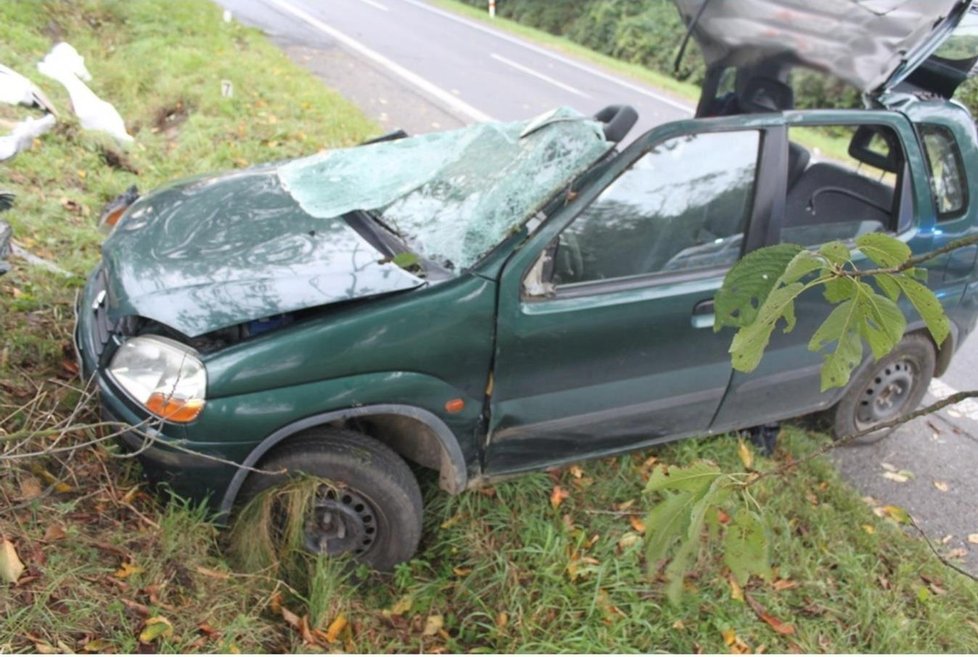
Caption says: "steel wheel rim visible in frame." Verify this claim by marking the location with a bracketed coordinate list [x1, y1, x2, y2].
[854, 358, 917, 430]
[303, 486, 379, 556]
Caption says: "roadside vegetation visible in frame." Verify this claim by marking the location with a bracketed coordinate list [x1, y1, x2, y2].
[2, 0, 978, 653]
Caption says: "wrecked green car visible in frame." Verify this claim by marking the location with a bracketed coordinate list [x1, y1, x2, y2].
[77, 1, 978, 569]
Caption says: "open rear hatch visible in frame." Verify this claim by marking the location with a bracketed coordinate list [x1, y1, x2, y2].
[674, 0, 977, 104]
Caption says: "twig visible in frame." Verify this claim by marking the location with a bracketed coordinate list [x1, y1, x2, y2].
[907, 515, 978, 583]
[849, 234, 978, 277]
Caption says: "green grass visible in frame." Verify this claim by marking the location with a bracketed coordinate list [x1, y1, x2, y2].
[431, 0, 700, 105]
[2, 0, 978, 653]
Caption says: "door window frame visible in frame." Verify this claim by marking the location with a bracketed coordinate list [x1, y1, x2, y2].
[519, 121, 787, 302]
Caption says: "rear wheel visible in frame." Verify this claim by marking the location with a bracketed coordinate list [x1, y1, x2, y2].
[238, 427, 423, 571]
[831, 334, 935, 443]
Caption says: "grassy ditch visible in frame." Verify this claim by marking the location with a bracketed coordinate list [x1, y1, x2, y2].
[1, 0, 978, 653]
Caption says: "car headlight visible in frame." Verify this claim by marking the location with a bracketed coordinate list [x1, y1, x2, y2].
[108, 335, 206, 423]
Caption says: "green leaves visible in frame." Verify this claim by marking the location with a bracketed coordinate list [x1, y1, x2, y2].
[717, 232, 953, 390]
[714, 244, 803, 330]
[643, 462, 773, 604]
[723, 508, 771, 586]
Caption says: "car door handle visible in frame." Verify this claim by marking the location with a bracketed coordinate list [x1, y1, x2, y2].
[691, 299, 715, 329]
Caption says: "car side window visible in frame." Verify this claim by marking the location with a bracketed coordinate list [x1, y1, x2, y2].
[552, 130, 760, 287]
[919, 124, 967, 220]
[782, 124, 906, 247]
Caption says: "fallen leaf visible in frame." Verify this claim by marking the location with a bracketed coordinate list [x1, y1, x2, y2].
[122, 598, 150, 617]
[882, 471, 911, 483]
[729, 575, 744, 601]
[569, 465, 584, 479]
[452, 566, 472, 577]
[672, 619, 685, 630]
[876, 505, 911, 524]
[862, 524, 875, 535]
[324, 614, 347, 643]
[423, 614, 444, 636]
[19, 476, 43, 500]
[496, 611, 508, 630]
[82, 638, 114, 652]
[389, 595, 412, 616]
[550, 485, 569, 509]
[115, 561, 144, 579]
[881, 462, 897, 472]
[34, 641, 58, 654]
[933, 481, 950, 492]
[738, 439, 754, 470]
[947, 547, 968, 559]
[0, 539, 25, 584]
[968, 534, 978, 545]
[139, 616, 173, 643]
[197, 622, 220, 638]
[772, 578, 798, 591]
[615, 499, 636, 511]
[629, 516, 646, 534]
[617, 531, 642, 550]
[43, 525, 66, 542]
[745, 593, 796, 635]
[717, 509, 732, 525]
[721, 628, 752, 654]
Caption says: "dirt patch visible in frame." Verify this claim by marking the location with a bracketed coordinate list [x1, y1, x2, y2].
[152, 100, 191, 141]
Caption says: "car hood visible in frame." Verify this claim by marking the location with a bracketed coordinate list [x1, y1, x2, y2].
[102, 166, 424, 337]
[673, 0, 973, 95]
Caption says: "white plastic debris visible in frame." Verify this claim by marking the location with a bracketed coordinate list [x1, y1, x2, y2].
[0, 113, 56, 161]
[38, 54, 132, 145]
[39, 42, 92, 82]
[0, 64, 57, 115]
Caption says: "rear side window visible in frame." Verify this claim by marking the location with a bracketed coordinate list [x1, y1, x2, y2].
[919, 124, 967, 220]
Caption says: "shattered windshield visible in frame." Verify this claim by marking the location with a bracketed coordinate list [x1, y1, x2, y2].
[278, 108, 611, 271]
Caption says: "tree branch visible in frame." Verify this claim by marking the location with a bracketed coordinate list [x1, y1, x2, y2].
[845, 234, 978, 278]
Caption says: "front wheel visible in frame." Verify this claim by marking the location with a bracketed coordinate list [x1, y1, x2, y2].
[237, 428, 423, 571]
[831, 333, 935, 443]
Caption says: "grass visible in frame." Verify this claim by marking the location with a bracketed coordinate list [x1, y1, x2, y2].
[1, 0, 978, 653]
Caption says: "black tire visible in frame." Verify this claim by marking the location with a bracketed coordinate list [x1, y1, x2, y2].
[239, 427, 423, 571]
[831, 333, 935, 443]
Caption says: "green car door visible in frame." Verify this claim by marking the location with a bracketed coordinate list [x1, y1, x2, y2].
[484, 118, 785, 475]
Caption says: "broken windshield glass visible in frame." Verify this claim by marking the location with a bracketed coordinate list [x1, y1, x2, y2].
[278, 108, 611, 270]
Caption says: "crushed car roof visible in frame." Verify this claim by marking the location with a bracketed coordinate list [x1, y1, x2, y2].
[673, 0, 972, 94]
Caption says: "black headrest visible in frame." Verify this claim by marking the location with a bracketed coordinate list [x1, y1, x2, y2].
[740, 76, 794, 113]
[848, 126, 902, 173]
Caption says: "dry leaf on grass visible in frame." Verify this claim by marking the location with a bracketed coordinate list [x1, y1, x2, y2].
[550, 485, 569, 509]
[0, 539, 25, 584]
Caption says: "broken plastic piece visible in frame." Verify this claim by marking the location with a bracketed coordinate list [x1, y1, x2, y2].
[99, 185, 140, 229]
[38, 46, 132, 145]
[0, 113, 56, 161]
[0, 63, 57, 115]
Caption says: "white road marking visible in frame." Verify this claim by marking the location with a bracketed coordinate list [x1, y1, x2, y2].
[353, 0, 389, 10]
[490, 53, 590, 98]
[398, 0, 693, 114]
[265, 0, 493, 123]
[928, 378, 978, 420]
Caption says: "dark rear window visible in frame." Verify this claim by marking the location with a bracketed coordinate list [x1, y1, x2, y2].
[919, 124, 968, 220]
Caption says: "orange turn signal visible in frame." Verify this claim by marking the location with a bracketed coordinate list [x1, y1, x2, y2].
[444, 398, 465, 414]
[146, 393, 205, 423]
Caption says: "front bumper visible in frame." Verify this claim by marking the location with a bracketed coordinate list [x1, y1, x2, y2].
[74, 267, 240, 508]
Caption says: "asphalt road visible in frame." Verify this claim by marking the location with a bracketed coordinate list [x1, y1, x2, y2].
[217, 0, 978, 571]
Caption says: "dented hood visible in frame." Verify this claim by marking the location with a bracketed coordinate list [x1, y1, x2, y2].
[674, 0, 973, 94]
[102, 166, 424, 337]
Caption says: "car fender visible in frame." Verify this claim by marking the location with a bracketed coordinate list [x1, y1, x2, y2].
[216, 402, 469, 520]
